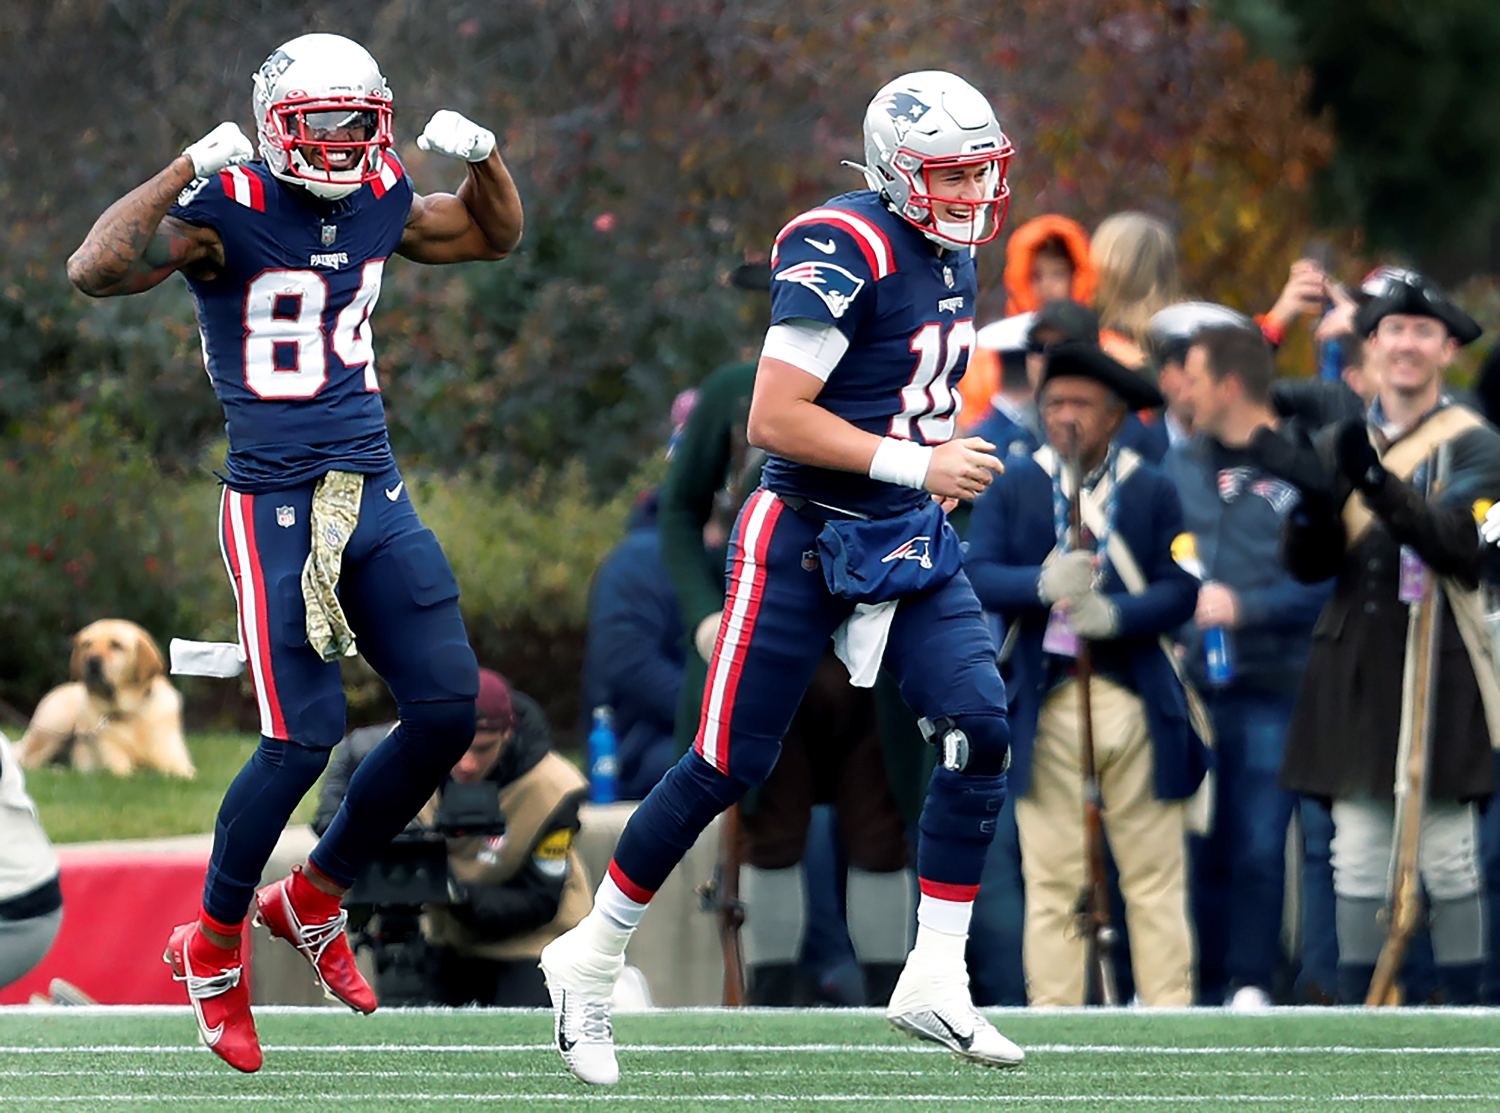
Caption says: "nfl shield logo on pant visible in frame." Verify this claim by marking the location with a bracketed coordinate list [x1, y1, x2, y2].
[801, 549, 819, 572]
[276, 505, 296, 528]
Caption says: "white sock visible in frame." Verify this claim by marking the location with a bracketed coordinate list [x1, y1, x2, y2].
[847, 867, 915, 964]
[593, 873, 648, 933]
[916, 891, 973, 937]
[741, 864, 807, 966]
[909, 922, 969, 966]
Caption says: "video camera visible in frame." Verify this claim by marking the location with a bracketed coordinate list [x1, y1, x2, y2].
[341, 780, 508, 1005]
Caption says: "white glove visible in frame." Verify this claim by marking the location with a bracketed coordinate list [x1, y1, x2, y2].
[695, 612, 722, 663]
[183, 122, 254, 178]
[416, 109, 496, 162]
[1482, 502, 1500, 546]
[1038, 550, 1094, 605]
[1069, 592, 1120, 640]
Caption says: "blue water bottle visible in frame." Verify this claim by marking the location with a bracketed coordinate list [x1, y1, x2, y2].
[588, 706, 619, 804]
[1204, 626, 1234, 687]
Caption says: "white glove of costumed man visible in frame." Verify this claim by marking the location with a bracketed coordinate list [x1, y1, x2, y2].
[416, 109, 496, 162]
[1482, 502, 1500, 546]
[1038, 550, 1094, 606]
[183, 122, 254, 177]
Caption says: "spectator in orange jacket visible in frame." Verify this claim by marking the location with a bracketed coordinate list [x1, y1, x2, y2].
[960, 215, 1095, 430]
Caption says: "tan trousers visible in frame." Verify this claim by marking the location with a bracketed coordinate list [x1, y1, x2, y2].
[1016, 675, 1194, 1006]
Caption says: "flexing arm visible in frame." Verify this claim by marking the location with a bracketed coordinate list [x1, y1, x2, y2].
[66, 122, 249, 297]
[66, 158, 223, 297]
[399, 111, 522, 263]
[748, 357, 1002, 501]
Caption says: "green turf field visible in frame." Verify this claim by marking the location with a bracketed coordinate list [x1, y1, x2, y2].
[3, 1006, 1500, 1111]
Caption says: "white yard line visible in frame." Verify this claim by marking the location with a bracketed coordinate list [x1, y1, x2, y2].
[2, 1096, 1500, 1105]
[3, 1043, 1500, 1055]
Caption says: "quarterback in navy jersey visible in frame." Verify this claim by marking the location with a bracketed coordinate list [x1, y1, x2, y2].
[67, 33, 522, 1073]
[541, 71, 1023, 1086]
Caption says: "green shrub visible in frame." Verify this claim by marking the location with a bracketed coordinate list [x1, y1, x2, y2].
[0, 411, 227, 710]
[0, 427, 655, 748]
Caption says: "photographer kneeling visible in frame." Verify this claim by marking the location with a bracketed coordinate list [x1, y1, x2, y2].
[314, 669, 591, 1007]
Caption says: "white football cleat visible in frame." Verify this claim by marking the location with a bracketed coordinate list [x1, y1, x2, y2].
[540, 927, 626, 1086]
[886, 948, 1024, 1068]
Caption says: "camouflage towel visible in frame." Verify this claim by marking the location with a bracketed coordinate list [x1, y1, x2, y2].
[301, 470, 364, 662]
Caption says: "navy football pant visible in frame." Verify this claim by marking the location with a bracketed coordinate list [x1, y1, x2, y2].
[610, 489, 1009, 907]
[201, 468, 478, 924]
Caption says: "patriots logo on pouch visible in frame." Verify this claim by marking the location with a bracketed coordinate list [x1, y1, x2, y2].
[321, 223, 337, 246]
[873, 91, 932, 142]
[775, 261, 866, 319]
[276, 505, 296, 528]
[801, 549, 820, 572]
[882, 535, 933, 570]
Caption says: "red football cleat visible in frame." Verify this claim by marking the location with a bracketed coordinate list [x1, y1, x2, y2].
[254, 866, 377, 1014]
[163, 922, 262, 1073]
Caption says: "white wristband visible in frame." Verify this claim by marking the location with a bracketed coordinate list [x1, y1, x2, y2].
[868, 437, 934, 489]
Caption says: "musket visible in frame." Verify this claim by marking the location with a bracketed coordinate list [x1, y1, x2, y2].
[696, 802, 747, 1006]
[1067, 430, 1120, 1006]
[1367, 446, 1448, 1006]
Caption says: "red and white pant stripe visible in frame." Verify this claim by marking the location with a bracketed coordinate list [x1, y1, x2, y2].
[695, 489, 784, 774]
[218, 489, 287, 739]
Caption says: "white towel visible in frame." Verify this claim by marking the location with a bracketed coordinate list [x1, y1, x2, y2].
[169, 639, 246, 678]
[833, 600, 899, 687]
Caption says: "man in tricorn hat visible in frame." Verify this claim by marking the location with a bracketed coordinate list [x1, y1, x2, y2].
[1250, 268, 1500, 1005]
[966, 341, 1210, 1005]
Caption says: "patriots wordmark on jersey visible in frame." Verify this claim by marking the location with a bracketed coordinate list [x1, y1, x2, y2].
[761, 190, 978, 519]
[169, 157, 413, 493]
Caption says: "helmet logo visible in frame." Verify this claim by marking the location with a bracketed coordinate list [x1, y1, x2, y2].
[259, 48, 294, 84]
[774, 261, 866, 320]
[873, 92, 932, 143]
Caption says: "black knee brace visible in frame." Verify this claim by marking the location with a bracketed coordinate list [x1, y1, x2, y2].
[918, 712, 1011, 777]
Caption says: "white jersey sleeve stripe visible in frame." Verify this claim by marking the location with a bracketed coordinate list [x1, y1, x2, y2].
[760, 320, 851, 382]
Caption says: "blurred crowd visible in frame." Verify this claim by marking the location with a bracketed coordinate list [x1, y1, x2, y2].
[577, 210, 1500, 1009]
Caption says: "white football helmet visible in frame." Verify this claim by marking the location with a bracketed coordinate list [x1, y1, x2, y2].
[252, 33, 394, 200]
[855, 71, 1014, 252]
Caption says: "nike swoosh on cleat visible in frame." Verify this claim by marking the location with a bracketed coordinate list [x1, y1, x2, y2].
[556, 990, 577, 1053]
[932, 1012, 975, 1051]
[385, 482, 404, 502]
[804, 237, 837, 254]
[201, 1020, 225, 1047]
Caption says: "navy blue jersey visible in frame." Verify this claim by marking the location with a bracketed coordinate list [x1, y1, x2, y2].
[761, 190, 977, 519]
[169, 157, 413, 492]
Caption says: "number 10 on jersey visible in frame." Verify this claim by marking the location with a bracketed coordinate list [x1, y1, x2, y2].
[890, 319, 975, 443]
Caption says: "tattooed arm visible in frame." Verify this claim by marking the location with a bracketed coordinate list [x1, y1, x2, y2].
[66, 155, 225, 297]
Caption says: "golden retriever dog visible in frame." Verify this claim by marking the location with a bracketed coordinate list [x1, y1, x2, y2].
[17, 619, 194, 778]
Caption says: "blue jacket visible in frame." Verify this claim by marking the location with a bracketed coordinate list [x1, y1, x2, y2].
[578, 492, 684, 800]
[971, 403, 1040, 461]
[1162, 435, 1333, 696]
[966, 448, 1209, 800]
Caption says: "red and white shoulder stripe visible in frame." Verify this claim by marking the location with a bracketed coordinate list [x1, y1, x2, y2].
[771, 207, 896, 279]
[219, 166, 265, 211]
[370, 152, 405, 199]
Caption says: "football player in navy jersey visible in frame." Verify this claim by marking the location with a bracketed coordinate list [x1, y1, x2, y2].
[541, 71, 1023, 1085]
[66, 33, 522, 1073]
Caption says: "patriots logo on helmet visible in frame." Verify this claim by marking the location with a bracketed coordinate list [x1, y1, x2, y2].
[774, 261, 866, 319]
[881, 535, 934, 570]
[259, 48, 294, 83]
[873, 91, 932, 143]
